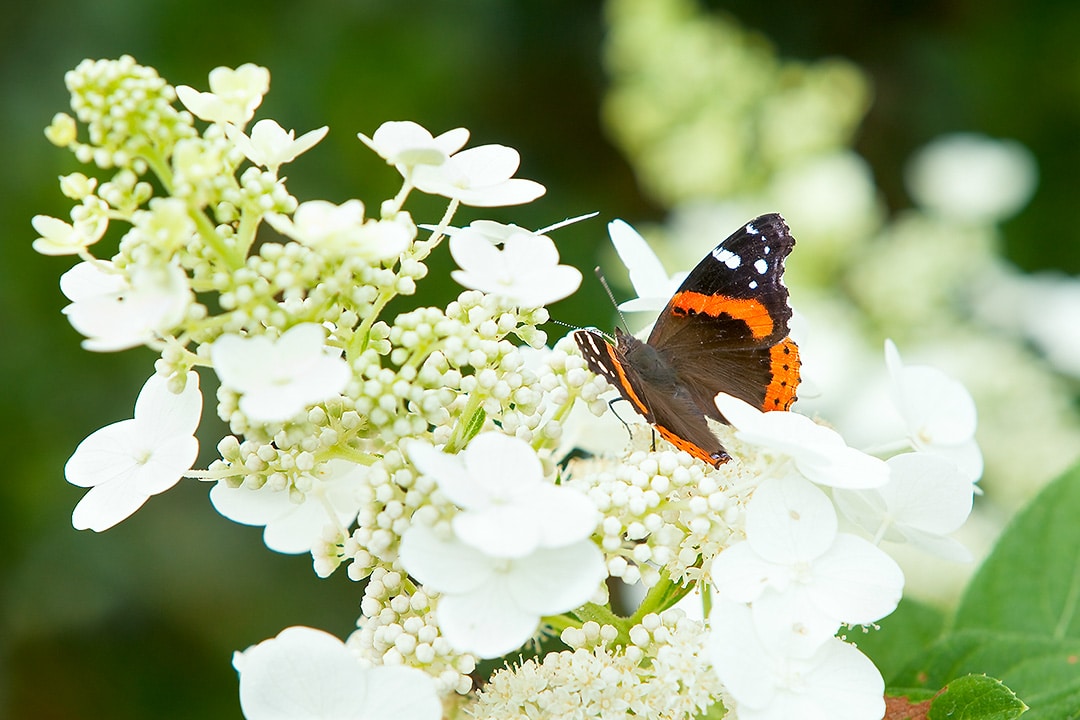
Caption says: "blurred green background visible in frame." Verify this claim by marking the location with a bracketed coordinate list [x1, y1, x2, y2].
[3, 0, 1079, 717]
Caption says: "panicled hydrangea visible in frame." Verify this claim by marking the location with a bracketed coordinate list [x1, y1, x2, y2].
[471, 612, 724, 720]
[39, 55, 985, 720]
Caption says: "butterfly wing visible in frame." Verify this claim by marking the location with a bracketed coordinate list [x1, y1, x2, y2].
[647, 213, 800, 420]
[573, 328, 729, 465]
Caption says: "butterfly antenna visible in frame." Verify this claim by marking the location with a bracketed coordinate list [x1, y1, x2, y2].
[594, 266, 632, 336]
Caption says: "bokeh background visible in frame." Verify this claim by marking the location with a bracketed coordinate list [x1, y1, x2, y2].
[3, 0, 1079, 717]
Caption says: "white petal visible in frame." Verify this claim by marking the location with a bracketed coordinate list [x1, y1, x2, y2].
[359, 666, 442, 720]
[462, 432, 544, 499]
[398, 525, 493, 594]
[454, 178, 546, 208]
[505, 540, 607, 615]
[529, 484, 600, 548]
[452, 503, 542, 558]
[449, 231, 505, 275]
[745, 475, 838, 563]
[608, 219, 672, 299]
[236, 626, 369, 720]
[880, 452, 973, 534]
[133, 371, 202, 439]
[750, 587, 843, 658]
[447, 144, 520, 185]
[71, 480, 151, 532]
[210, 481, 294, 526]
[404, 441, 474, 506]
[435, 582, 539, 659]
[262, 501, 332, 554]
[806, 534, 904, 626]
[711, 542, 777, 603]
[707, 600, 779, 710]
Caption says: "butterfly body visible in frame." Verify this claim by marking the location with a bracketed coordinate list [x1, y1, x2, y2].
[574, 213, 800, 467]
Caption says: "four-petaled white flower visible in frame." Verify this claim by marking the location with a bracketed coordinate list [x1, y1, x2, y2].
[449, 226, 581, 307]
[608, 219, 688, 313]
[411, 144, 545, 207]
[225, 119, 329, 174]
[884, 339, 983, 481]
[714, 393, 889, 489]
[711, 475, 904, 655]
[234, 626, 441, 720]
[60, 260, 193, 352]
[66, 371, 202, 532]
[358, 120, 470, 173]
[210, 323, 351, 423]
[398, 524, 606, 659]
[210, 459, 368, 555]
[32, 205, 107, 256]
[708, 599, 885, 720]
[406, 433, 599, 558]
[265, 199, 412, 260]
[176, 63, 270, 126]
[833, 452, 974, 561]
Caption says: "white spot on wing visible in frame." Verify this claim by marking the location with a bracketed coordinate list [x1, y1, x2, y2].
[754, 258, 768, 274]
[748, 280, 758, 289]
[713, 247, 741, 269]
[745, 223, 759, 234]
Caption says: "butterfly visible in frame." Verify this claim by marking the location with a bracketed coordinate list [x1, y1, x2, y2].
[573, 213, 800, 466]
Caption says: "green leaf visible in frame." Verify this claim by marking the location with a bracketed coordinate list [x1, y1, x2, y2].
[927, 674, 1027, 720]
[891, 630, 1080, 719]
[857, 597, 946, 682]
[956, 462, 1080, 638]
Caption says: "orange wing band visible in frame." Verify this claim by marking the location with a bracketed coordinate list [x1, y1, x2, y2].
[670, 292, 774, 340]
[763, 337, 800, 411]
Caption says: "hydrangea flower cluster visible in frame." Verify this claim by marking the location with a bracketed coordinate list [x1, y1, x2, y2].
[38, 57, 980, 720]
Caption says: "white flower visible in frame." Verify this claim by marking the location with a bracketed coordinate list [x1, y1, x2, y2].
[358, 120, 469, 172]
[607, 219, 688, 313]
[411, 144, 546, 207]
[175, 63, 270, 126]
[265, 199, 411, 260]
[708, 600, 885, 720]
[210, 459, 368, 554]
[406, 433, 598, 558]
[884, 339, 983, 481]
[32, 208, 106, 256]
[234, 626, 441, 720]
[833, 452, 974, 561]
[210, 323, 351, 423]
[714, 393, 889, 489]
[905, 133, 1037, 223]
[449, 227, 581, 307]
[60, 260, 193, 351]
[711, 475, 903, 654]
[66, 371, 202, 532]
[398, 524, 606, 659]
[225, 119, 328, 173]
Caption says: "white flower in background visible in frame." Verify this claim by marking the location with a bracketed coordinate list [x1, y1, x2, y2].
[398, 524, 606, 659]
[711, 475, 903, 654]
[225, 119, 328, 174]
[66, 371, 202, 532]
[358, 120, 470, 173]
[265, 199, 412, 260]
[234, 626, 441, 720]
[32, 201, 107, 255]
[406, 433, 598, 558]
[708, 599, 885, 720]
[411, 143, 546, 207]
[608, 219, 688, 313]
[905, 133, 1037, 224]
[210, 323, 351, 423]
[714, 393, 889, 489]
[885, 339, 983, 481]
[210, 459, 368, 555]
[175, 63, 270, 126]
[449, 227, 581, 307]
[834, 452, 974, 562]
[60, 260, 193, 351]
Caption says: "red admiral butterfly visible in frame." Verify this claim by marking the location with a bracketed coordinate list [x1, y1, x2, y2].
[573, 213, 800, 467]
